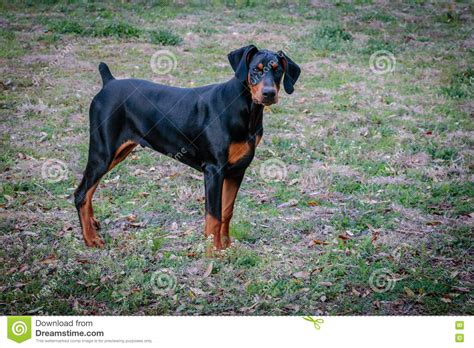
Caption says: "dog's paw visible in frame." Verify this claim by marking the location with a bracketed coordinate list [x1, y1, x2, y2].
[84, 236, 105, 248]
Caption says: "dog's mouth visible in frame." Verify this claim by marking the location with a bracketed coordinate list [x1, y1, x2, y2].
[253, 98, 277, 106]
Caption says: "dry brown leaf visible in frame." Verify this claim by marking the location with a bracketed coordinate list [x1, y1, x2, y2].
[126, 214, 137, 222]
[40, 254, 56, 264]
[426, 220, 442, 226]
[309, 239, 329, 246]
[404, 287, 415, 297]
[338, 233, 350, 241]
[293, 271, 309, 279]
[203, 262, 213, 278]
[277, 199, 298, 209]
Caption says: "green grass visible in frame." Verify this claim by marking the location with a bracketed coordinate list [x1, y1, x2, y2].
[310, 25, 353, 53]
[1, 1, 472, 316]
[47, 19, 182, 44]
[149, 29, 183, 46]
[441, 68, 474, 99]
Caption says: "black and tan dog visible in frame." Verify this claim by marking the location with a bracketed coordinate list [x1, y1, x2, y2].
[74, 45, 300, 250]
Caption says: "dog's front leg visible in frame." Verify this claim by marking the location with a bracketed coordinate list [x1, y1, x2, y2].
[203, 164, 224, 251]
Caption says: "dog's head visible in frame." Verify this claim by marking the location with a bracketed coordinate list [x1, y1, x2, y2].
[228, 45, 301, 106]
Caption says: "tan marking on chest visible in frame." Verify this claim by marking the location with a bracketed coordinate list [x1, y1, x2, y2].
[228, 141, 251, 164]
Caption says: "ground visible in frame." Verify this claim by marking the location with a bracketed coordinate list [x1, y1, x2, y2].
[0, 1, 472, 315]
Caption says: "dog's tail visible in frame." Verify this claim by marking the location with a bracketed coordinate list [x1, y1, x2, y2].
[98, 62, 114, 86]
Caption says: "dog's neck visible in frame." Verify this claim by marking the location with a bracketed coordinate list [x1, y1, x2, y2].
[226, 76, 264, 112]
[222, 77, 264, 139]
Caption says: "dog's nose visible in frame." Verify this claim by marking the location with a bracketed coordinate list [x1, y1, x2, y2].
[262, 88, 276, 99]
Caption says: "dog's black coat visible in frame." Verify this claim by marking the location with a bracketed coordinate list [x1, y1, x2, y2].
[74, 45, 300, 249]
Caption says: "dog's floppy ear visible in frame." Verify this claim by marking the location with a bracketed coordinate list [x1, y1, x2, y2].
[228, 45, 259, 81]
[277, 50, 301, 94]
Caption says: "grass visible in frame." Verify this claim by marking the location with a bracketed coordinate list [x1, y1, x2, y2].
[0, 1, 473, 316]
[47, 19, 182, 45]
[149, 29, 183, 46]
[440, 68, 474, 99]
[310, 25, 353, 53]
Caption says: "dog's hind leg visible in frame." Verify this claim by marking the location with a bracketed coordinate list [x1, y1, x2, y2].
[74, 137, 137, 248]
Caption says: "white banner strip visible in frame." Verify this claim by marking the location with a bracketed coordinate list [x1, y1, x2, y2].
[1, 316, 471, 347]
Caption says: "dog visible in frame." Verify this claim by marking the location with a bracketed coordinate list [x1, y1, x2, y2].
[74, 44, 300, 250]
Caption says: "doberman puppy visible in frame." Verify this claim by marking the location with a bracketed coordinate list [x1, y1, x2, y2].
[74, 45, 300, 250]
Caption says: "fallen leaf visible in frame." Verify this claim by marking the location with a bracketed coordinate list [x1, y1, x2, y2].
[126, 214, 137, 222]
[40, 254, 56, 264]
[190, 287, 206, 296]
[440, 297, 452, 303]
[309, 239, 329, 246]
[338, 233, 350, 241]
[404, 287, 415, 297]
[319, 281, 333, 287]
[426, 220, 442, 226]
[352, 288, 361, 297]
[133, 169, 146, 176]
[203, 262, 213, 278]
[307, 200, 319, 206]
[452, 286, 469, 293]
[277, 199, 298, 209]
[371, 231, 379, 244]
[293, 271, 309, 279]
